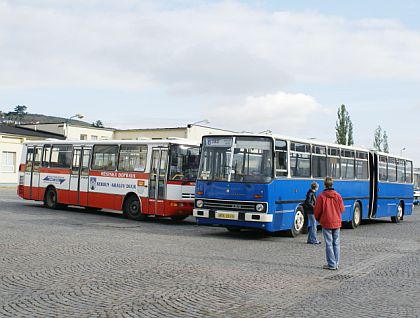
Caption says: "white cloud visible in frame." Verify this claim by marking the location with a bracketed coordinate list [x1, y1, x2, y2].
[1, 1, 420, 94]
[206, 91, 327, 134]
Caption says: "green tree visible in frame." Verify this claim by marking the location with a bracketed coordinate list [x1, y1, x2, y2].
[8, 105, 28, 123]
[92, 120, 104, 128]
[383, 130, 389, 153]
[347, 120, 354, 146]
[373, 126, 383, 152]
[14, 105, 27, 115]
[335, 104, 353, 145]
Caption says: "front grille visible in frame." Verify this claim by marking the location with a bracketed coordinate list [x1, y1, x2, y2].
[199, 199, 265, 212]
[182, 193, 195, 199]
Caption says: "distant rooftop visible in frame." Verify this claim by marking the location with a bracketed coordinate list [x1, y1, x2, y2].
[0, 124, 65, 139]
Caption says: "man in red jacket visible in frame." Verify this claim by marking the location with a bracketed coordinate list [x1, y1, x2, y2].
[314, 177, 345, 270]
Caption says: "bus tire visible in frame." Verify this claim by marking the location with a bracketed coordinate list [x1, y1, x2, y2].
[349, 202, 362, 229]
[44, 187, 59, 209]
[391, 202, 403, 223]
[288, 207, 305, 237]
[123, 195, 147, 221]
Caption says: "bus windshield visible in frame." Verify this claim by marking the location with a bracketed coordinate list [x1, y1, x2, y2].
[198, 136, 273, 183]
[168, 144, 200, 182]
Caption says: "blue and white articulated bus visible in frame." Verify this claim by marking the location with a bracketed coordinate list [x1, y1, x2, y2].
[193, 134, 414, 236]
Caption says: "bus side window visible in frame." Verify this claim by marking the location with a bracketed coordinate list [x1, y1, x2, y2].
[42, 145, 51, 167]
[25, 147, 34, 172]
[290, 142, 310, 178]
[275, 139, 287, 177]
[327, 147, 340, 179]
[406, 161, 413, 183]
[397, 159, 405, 183]
[33, 146, 43, 171]
[355, 151, 368, 179]
[388, 157, 397, 182]
[378, 156, 387, 181]
[312, 145, 327, 178]
[118, 145, 147, 172]
[92, 145, 118, 171]
[50, 145, 73, 169]
[340, 149, 355, 179]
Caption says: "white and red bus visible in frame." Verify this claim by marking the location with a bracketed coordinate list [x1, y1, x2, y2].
[17, 139, 200, 220]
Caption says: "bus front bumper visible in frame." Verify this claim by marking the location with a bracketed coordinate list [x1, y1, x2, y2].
[193, 209, 273, 222]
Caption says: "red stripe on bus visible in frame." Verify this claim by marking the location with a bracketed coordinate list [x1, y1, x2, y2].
[40, 168, 71, 174]
[89, 171, 149, 179]
[167, 180, 196, 186]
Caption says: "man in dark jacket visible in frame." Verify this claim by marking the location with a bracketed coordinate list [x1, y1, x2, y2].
[314, 177, 345, 270]
[304, 181, 320, 244]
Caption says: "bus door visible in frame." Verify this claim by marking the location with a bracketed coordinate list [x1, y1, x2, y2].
[23, 146, 34, 199]
[148, 148, 168, 215]
[368, 152, 378, 218]
[69, 146, 91, 206]
[29, 146, 43, 200]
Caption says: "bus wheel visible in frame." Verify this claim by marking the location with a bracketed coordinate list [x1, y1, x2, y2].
[288, 207, 305, 237]
[391, 202, 403, 223]
[123, 195, 147, 221]
[349, 202, 362, 229]
[44, 187, 59, 209]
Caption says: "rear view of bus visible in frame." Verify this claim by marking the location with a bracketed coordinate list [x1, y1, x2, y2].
[194, 135, 276, 232]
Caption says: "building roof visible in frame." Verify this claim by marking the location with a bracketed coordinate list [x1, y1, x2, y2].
[0, 124, 66, 139]
[117, 124, 236, 133]
[18, 122, 115, 131]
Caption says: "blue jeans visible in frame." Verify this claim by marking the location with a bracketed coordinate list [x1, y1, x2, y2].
[307, 214, 319, 243]
[322, 228, 340, 269]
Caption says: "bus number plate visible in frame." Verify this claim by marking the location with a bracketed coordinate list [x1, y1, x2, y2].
[217, 212, 236, 220]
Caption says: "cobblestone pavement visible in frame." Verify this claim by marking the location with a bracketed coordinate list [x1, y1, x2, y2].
[0, 188, 419, 317]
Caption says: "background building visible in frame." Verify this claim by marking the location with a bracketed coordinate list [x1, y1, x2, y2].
[0, 125, 65, 185]
[19, 123, 114, 141]
[0, 122, 235, 186]
[114, 124, 235, 141]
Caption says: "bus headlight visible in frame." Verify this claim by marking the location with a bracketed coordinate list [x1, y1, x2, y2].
[255, 203, 264, 212]
[196, 200, 204, 208]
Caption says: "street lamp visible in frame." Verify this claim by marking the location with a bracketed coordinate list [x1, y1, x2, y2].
[191, 119, 210, 126]
[400, 147, 406, 156]
[66, 114, 84, 138]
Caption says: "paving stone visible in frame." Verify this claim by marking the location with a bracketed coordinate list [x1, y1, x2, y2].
[0, 188, 419, 317]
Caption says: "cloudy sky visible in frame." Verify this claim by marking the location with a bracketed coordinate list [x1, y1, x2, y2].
[1, 0, 419, 163]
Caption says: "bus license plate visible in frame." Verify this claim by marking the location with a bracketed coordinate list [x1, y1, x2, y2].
[217, 212, 236, 220]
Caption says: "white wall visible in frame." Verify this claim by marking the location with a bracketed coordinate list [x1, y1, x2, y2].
[114, 125, 236, 142]
[114, 128, 187, 140]
[67, 126, 114, 141]
[0, 135, 25, 185]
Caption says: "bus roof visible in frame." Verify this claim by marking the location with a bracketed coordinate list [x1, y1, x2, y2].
[201, 133, 413, 161]
[23, 138, 200, 147]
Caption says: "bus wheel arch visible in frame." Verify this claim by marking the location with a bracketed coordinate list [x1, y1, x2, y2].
[391, 201, 404, 223]
[288, 205, 305, 237]
[44, 186, 59, 209]
[348, 201, 362, 229]
[122, 193, 147, 221]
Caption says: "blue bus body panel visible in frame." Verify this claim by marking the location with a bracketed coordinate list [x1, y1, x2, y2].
[376, 182, 413, 218]
[273, 179, 370, 223]
[195, 178, 371, 232]
[196, 181, 269, 202]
